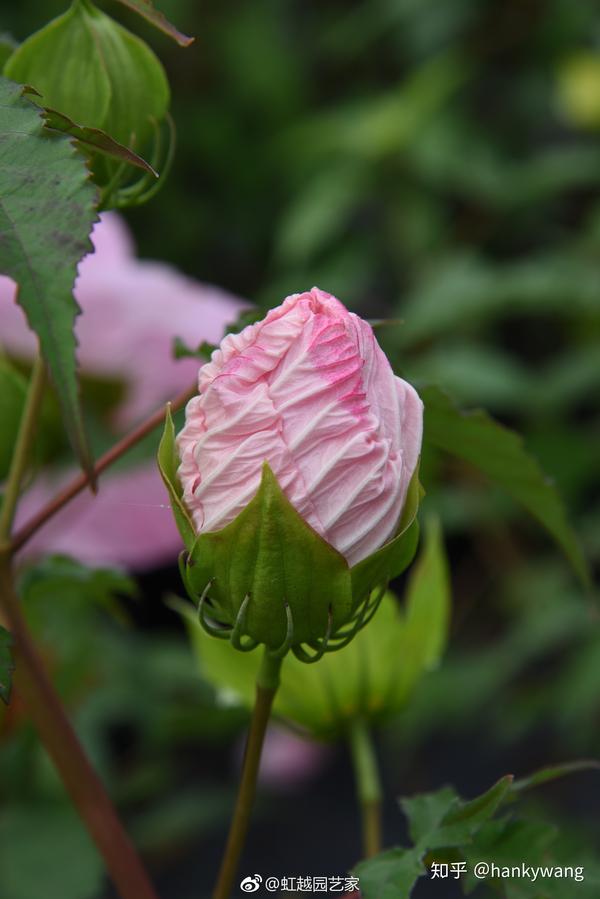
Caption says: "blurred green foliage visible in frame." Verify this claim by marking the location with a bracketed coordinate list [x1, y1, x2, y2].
[0, 557, 243, 897]
[1, 0, 599, 895]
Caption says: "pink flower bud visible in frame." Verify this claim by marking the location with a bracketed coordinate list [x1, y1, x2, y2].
[177, 288, 422, 566]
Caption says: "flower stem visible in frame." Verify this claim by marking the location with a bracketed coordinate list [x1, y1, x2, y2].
[9, 381, 196, 555]
[0, 356, 46, 540]
[212, 649, 283, 899]
[349, 718, 383, 858]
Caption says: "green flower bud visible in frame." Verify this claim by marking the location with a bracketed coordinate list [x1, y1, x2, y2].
[4, 0, 169, 153]
[159, 407, 422, 660]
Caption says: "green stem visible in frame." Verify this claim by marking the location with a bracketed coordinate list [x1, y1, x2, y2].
[0, 357, 46, 540]
[349, 718, 383, 858]
[212, 650, 283, 899]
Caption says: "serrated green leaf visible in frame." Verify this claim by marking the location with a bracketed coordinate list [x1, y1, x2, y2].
[0, 360, 27, 480]
[442, 774, 513, 845]
[186, 463, 353, 648]
[0, 76, 96, 477]
[356, 760, 599, 898]
[422, 386, 589, 587]
[0, 625, 14, 705]
[400, 786, 458, 845]
[401, 777, 514, 852]
[356, 776, 514, 897]
[111, 0, 194, 47]
[355, 846, 424, 899]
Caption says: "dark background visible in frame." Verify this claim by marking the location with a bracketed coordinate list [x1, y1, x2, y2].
[1, 1, 599, 897]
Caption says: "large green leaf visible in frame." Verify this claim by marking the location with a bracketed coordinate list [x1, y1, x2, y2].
[422, 386, 589, 587]
[0, 625, 14, 705]
[0, 76, 97, 476]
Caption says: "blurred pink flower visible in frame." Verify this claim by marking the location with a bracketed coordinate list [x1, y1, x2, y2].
[14, 464, 179, 570]
[248, 726, 329, 791]
[0, 213, 246, 570]
[0, 212, 245, 428]
[177, 287, 422, 566]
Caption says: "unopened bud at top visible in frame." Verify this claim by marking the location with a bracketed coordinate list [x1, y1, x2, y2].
[4, 0, 169, 162]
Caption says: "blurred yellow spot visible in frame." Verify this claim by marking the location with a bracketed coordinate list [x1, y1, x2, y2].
[556, 53, 600, 129]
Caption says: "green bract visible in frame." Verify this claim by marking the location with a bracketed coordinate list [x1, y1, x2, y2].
[4, 0, 169, 177]
[158, 406, 422, 660]
[176, 518, 450, 738]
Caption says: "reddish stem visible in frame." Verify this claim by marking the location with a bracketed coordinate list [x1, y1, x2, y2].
[10, 382, 195, 555]
[0, 557, 160, 899]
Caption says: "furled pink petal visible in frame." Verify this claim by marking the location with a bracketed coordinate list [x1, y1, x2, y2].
[177, 287, 423, 566]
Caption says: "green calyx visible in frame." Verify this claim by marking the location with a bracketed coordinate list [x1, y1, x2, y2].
[4, 0, 169, 192]
[158, 406, 422, 660]
[179, 519, 450, 740]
